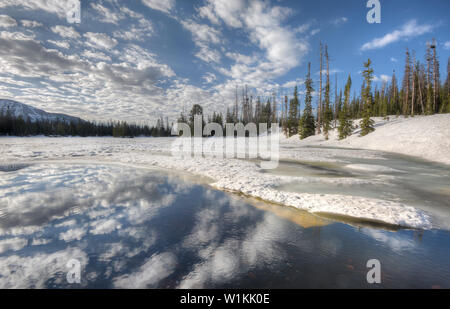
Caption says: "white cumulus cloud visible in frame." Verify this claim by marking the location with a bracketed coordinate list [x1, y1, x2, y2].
[0, 15, 17, 28]
[361, 20, 435, 51]
[51, 25, 80, 39]
[84, 32, 118, 50]
[142, 0, 175, 14]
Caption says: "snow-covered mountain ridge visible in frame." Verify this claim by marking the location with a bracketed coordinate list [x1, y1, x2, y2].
[0, 99, 81, 123]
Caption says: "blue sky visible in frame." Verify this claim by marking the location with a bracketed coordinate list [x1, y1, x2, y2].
[0, 0, 448, 123]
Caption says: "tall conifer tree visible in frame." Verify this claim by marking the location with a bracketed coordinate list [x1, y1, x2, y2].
[299, 63, 316, 139]
[338, 75, 353, 140]
[360, 59, 375, 136]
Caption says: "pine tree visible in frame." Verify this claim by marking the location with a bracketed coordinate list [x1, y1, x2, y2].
[431, 39, 440, 113]
[390, 71, 399, 115]
[425, 43, 434, 115]
[262, 99, 272, 125]
[226, 107, 233, 124]
[271, 92, 278, 124]
[431, 39, 441, 113]
[299, 62, 315, 139]
[381, 82, 388, 119]
[287, 86, 299, 137]
[338, 75, 353, 140]
[189, 104, 204, 134]
[417, 61, 426, 114]
[254, 97, 262, 124]
[360, 59, 375, 136]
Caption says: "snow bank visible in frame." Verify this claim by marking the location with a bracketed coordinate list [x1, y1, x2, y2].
[287, 114, 450, 165]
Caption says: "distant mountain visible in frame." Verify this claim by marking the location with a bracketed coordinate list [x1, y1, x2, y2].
[0, 99, 82, 123]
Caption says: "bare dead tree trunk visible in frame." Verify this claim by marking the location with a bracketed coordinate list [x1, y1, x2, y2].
[242, 85, 249, 124]
[432, 39, 438, 113]
[404, 49, 411, 116]
[281, 92, 284, 130]
[418, 65, 425, 114]
[448, 58, 450, 99]
[334, 75, 338, 128]
[317, 42, 323, 134]
[284, 95, 288, 135]
[234, 85, 239, 123]
[447, 57, 450, 103]
[324, 44, 330, 140]
[249, 94, 253, 123]
[411, 52, 415, 116]
[426, 45, 431, 86]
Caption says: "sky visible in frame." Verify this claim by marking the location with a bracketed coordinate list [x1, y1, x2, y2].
[0, 0, 449, 124]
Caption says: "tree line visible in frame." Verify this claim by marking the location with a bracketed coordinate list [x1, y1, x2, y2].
[178, 39, 449, 140]
[0, 111, 173, 138]
[306, 40, 449, 140]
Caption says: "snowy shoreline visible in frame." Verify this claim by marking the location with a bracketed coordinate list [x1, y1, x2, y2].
[0, 143, 433, 230]
[2, 115, 449, 230]
[284, 114, 450, 166]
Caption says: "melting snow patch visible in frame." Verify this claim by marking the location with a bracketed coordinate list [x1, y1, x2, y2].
[345, 164, 403, 173]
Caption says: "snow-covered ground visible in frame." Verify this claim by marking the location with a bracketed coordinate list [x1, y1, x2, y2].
[1, 115, 449, 230]
[284, 114, 450, 166]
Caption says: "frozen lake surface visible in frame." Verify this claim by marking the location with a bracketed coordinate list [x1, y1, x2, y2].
[0, 163, 449, 288]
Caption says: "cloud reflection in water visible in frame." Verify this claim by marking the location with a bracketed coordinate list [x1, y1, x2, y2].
[0, 164, 447, 289]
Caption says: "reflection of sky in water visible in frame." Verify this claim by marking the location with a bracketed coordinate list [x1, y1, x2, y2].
[0, 164, 449, 288]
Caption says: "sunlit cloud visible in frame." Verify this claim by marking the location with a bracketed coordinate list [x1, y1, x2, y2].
[141, 0, 175, 15]
[361, 20, 435, 51]
[0, 15, 18, 28]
